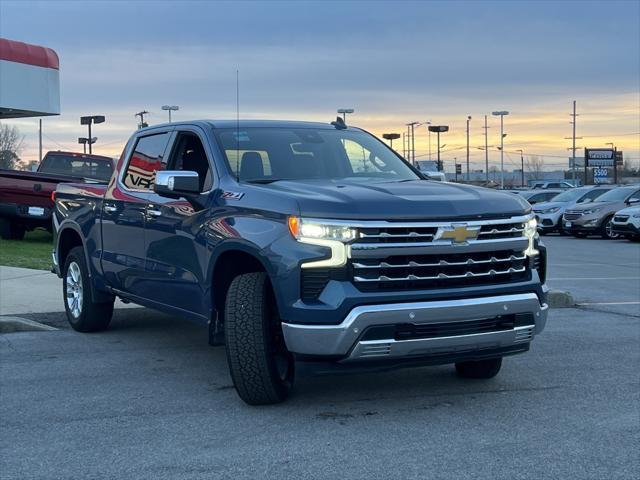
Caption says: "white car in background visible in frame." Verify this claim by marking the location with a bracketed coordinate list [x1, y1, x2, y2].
[533, 186, 615, 234]
[611, 205, 640, 241]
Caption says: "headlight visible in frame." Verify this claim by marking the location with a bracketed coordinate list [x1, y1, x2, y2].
[544, 207, 560, 214]
[632, 213, 640, 218]
[288, 217, 357, 269]
[288, 217, 357, 242]
[524, 217, 539, 256]
[582, 208, 601, 215]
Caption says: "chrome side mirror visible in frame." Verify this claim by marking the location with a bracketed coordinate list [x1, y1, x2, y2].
[154, 170, 200, 197]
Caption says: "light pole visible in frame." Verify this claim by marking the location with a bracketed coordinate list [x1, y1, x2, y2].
[80, 115, 105, 154]
[424, 121, 432, 161]
[606, 142, 617, 184]
[466, 115, 472, 182]
[492, 111, 509, 189]
[161, 105, 179, 122]
[516, 149, 525, 187]
[78, 137, 97, 155]
[337, 108, 354, 122]
[383, 133, 401, 150]
[429, 125, 449, 172]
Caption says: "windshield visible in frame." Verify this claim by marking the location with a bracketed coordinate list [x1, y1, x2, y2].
[214, 127, 420, 183]
[40, 154, 113, 182]
[553, 188, 589, 202]
[595, 187, 638, 202]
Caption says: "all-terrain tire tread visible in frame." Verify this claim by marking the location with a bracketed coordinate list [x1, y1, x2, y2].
[225, 272, 288, 405]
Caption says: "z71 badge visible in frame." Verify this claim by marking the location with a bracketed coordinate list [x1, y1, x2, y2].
[221, 191, 244, 200]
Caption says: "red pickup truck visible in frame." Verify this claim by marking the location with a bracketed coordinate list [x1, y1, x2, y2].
[0, 151, 114, 239]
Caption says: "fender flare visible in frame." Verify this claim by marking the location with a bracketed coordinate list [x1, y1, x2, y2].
[56, 220, 113, 303]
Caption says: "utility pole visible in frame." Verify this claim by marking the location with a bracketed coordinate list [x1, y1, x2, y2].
[135, 110, 149, 129]
[466, 116, 472, 182]
[517, 149, 525, 187]
[406, 122, 419, 165]
[425, 121, 432, 161]
[570, 100, 578, 184]
[402, 132, 406, 158]
[483, 115, 489, 184]
[38, 119, 42, 163]
[607, 142, 618, 184]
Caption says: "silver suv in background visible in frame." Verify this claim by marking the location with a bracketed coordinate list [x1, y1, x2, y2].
[515, 189, 563, 205]
[563, 185, 640, 239]
[533, 186, 615, 235]
[531, 181, 575, 189]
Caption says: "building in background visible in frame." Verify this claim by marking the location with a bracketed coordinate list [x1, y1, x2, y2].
[0, 38, 60, 119]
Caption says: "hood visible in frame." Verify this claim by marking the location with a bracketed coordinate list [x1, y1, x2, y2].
[260, 179, 530, 220]
[568, 200, 620, 212]
[532, 201, 565, 211]
[615, 205, 640, 216]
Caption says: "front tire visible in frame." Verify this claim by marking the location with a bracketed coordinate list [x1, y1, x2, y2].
[224, 272, 294, 405]
[62, 246, 114, 332]
[601, 215, 619, 239]
[455, 357, 502, 379]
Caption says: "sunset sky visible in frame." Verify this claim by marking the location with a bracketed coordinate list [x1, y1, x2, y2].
[1, 0, 638, 171]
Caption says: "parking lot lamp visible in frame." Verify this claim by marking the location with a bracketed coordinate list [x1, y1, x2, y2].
[161, 105, 179, 123]
[492, 111, 509, 189]
[382, 133, 401, 150]
[80, 115, 105, 154]
[429, 125, 449, 172]
[337, 108, 354, 122]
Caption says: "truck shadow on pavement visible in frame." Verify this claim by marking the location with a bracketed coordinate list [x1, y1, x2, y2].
[11, 307, 557, 415]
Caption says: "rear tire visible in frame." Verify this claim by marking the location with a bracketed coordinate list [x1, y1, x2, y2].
[0, 220, 26, 240]
[455, 357, 502, 379]
[62, 246, 114, 332]
[224, 272, 294, 405]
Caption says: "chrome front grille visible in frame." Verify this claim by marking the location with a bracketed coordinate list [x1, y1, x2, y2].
[356, 220, 525, 244]
[352, 250, 529, 291]
[347, 215, 533, 293]
[563, 211, 583, 220]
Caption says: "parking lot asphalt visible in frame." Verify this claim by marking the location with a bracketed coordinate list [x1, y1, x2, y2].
[1, 236, 639, 479]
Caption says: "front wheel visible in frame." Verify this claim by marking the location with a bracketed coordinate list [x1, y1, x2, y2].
[224, 272, 294, 405]
[601, 215, 619, 239]
[455, 357, 502, 379]
[62, 246, 114, 332]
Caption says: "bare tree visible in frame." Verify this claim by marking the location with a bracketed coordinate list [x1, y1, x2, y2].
[0, 123, 24, 170]
[525, 155, 544, 181]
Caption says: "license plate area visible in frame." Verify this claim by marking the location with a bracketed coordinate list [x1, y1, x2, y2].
[28, 206, 45, 216]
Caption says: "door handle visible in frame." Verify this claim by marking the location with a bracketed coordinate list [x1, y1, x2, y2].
[147, 209, 162, 218]
[103, 204, 117, 213]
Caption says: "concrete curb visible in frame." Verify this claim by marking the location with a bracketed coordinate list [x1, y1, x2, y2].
[548, 290, 575, 308]
[0, 316, 58, 333]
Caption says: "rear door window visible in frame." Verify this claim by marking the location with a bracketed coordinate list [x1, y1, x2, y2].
[122, 133, 171, 191]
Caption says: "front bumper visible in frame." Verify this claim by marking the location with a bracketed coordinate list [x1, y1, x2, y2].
[612, 222, 640, 236]
[535, 212, 562, 232]
[282, 292, 547, 363]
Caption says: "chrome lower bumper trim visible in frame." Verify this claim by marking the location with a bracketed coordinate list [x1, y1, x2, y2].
[282, 293, 548, 361]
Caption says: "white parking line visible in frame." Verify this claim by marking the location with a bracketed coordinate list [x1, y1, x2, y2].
[548, 277, 640, 281]
[577, 302, 640, 306]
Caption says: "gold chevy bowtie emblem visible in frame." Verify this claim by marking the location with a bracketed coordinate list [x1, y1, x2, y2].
[436, 225, 480, 244]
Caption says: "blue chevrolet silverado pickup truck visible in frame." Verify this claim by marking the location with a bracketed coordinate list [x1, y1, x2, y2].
[52, 119, 548, 405]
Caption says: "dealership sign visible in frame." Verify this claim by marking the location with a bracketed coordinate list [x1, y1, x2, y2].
[584, 148, 615, 167]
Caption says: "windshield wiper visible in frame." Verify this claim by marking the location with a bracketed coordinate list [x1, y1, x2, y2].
[244, 178, 294, 184]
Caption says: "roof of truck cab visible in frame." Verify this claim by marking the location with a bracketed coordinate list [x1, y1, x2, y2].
[141, 120, 363, 131]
